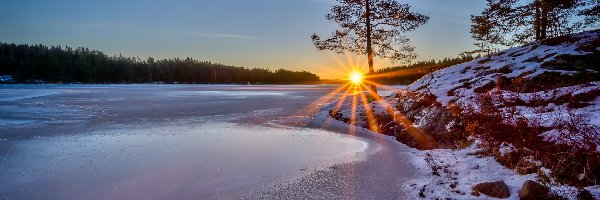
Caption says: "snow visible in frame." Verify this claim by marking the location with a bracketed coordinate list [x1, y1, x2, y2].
[407, 30, 600, 107]
[399, 30, 600, 149]
[396, 31, 600, 198]
[445, 120, 456, 132]
[372, 100, 389, 114]
[326, 30, 600, 199]
[587, 185, 600, 199]
[498, 142, 515, 157]
[377, 85, 406, 97]
[398, 142, 600, 200]
[325, 92, 557, 199]
[401, 143, 537, 199]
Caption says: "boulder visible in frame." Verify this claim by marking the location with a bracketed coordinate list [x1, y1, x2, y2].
[519, 180, 558, 200]
[577, 189, 594, 200]
[472, 181, 510, 198]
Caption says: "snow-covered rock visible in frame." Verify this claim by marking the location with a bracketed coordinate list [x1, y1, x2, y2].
[393, 29, 600, 151]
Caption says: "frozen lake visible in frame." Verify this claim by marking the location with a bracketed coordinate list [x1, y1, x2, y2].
[0, 84, 417, 199]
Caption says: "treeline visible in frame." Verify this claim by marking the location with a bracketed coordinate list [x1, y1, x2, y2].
[375, 55, 476, 85]
[0, 43, 319, 84]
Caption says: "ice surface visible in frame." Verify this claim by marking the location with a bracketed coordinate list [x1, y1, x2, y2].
[0, 89, 62, 101]
[0, 121, 368, 200]
[172, 90, 288, 97]
[0, 84, 379, 200]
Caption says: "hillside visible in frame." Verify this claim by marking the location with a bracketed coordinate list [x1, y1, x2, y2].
[327, 29, 600, 199]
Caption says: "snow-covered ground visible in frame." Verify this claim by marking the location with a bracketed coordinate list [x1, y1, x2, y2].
[324, 92, 600, 199]
[324, 30, 600, 199]
[377, 85, 406, 97]
[402, 142, 600, 200]
[407, 31, 600, 107]
[403, 30, 600, 149]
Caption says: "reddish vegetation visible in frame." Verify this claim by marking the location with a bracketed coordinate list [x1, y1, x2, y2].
[460, 92, 600, 187]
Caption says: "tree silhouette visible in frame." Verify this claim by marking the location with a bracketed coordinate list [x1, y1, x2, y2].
[311, 0, 428, 93]
[0, 43, 320, 84]
[375, 55, 476, 85]
[470, 0, 599, 54]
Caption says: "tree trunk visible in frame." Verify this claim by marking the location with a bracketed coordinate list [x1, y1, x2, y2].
[540, 0, 548, 40]
[148, 63, 152, 82]
[535, 0, 542, 40]
[365, 0, 378, 94]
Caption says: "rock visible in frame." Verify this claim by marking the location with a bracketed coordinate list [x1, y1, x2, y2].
[418, 185, 426, 198]
[473, 81, 497, 93]
[472, 181, 510, 198]
[577, 189, 594, 200]
[519, 180, 556, 200]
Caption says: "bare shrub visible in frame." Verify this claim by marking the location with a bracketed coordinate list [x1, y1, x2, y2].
[459, 87, 600, 187]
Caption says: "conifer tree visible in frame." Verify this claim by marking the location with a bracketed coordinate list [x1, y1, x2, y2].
[470, 0, 599, 54]
[311, 0, 428, 93]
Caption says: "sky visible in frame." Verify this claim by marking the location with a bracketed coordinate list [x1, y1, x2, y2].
[0, 0, 487, 79]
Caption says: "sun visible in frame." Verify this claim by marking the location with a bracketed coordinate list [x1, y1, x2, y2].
[349, 71, 363, 84]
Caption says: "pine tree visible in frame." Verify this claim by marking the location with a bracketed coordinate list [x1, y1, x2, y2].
[311, 0, 428, 93]
[470, 0, 599, 55]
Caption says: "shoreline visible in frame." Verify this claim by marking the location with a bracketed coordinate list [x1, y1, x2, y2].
[249, 98, 422, 199]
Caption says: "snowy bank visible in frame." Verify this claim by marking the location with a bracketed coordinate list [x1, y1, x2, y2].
[327, 29, 600, 199]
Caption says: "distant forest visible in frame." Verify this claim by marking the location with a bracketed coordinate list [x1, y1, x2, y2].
[0, 43, 320, 84]
[375, 55, 477, 85]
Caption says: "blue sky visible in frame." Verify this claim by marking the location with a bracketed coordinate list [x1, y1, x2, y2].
[0, 0, 487, 79]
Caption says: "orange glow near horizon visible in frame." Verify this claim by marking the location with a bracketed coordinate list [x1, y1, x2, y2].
[284, 54, 439, 197]
[291, 54, 437, 151]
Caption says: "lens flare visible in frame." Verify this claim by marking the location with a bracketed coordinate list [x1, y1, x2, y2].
[294, 54, 436, 149]
[349, 71, 363, 84]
